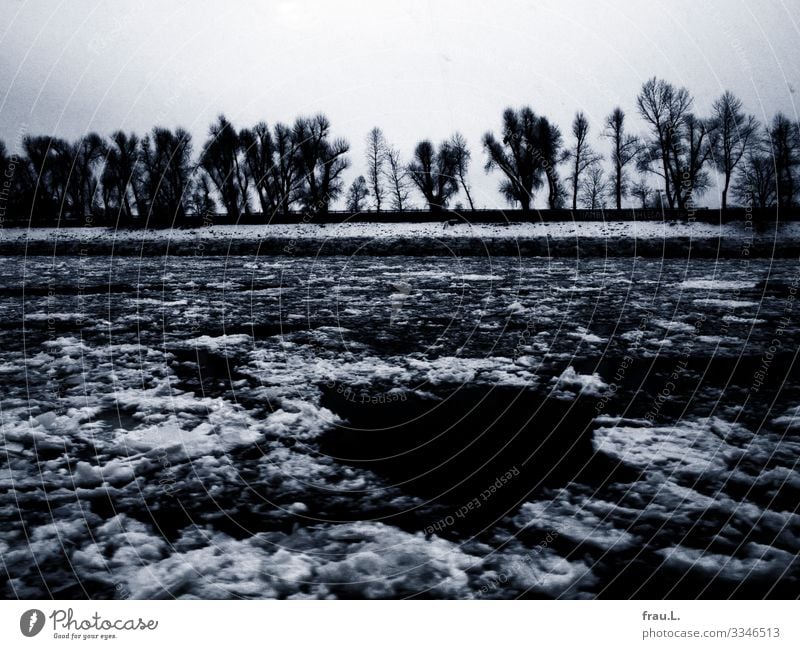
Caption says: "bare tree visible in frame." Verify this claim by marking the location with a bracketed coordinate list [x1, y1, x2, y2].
[630, 178, 654, 209]
[536, 116, 565, 208]
[637, 87, 714, 211]
[384, 146, 412, 210]
[346, 175, 369, 212]
[101, 131, 143, 222]
[272, 123, 302, 213]
[239, 122, 275, 214]
[603, 107, 642, 209]
[449, 132, 475, 211]
[0, 141, 12, 210]
[733, 151, 776, 208]
[139, 127, 194, 224]
[710, 91, 758, 210]
[292, 114, 350, 214]
[678, 113, 716, 209]
[18, 136, 67, 222]
[0, 140, 26, 219]
[636, 77, 693, 208]
[365, 127, 388, 211]
[188, 170, 217, 219]
[483, 107, 563, 211]
[239, 121, 300, 216]
[21, 134, 106, 220]
[64, 133, 107, 219]
[200, 115, 250, 219]
[579, 163, 609, 210]
[407, 139, 459, 212]
[565, 112, 601, 210]
[768, 113, 800, 208]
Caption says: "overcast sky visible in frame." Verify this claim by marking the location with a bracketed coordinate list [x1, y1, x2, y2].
[1, 0, 799, 209]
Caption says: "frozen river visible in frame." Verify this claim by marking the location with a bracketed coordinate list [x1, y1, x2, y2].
[1, 253, 798, 598]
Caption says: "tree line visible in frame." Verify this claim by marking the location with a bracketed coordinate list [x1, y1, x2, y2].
[1, 77, 798, 226]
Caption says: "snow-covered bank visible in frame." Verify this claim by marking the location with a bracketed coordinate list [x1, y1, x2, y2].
[1, 221, 798, 257]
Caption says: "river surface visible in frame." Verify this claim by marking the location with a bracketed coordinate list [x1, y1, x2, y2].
[1, 254, 798, 598]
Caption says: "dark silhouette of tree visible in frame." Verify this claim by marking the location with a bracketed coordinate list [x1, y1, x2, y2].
[733, 151, 776, 208]
[188, 170, 217, 219]
[579, 163, 609, 210]
[0, 140, 23, 220]
[407, 139, 459, 212]
[768, 113, 800, 208]
[6, 91, 797, 224]
[483, 108, 540, 211]
[710, 91, 758, 210]
[630, 178, 654, 209]
[677, 113, 716, 209]
[18, 135, 71, 222]
[200, 115, 250, 219]
[636, 77, 692, 209]
[101, 131, 143, 223]
[565, 112, 601, 210]
[535, 117, 565, 208]
[603, 107, 642, 209]
[64, 133, 106, 219]
[346, 175, 369, 212]
[0, 141, 7, 202]
[239, 121, 299, 216]
[365, 127, 387, 211]
[637, 80, 715, 211]
[449, 132, 475, 211]
[483, 107, 564, 210]
[139, 127, 194, 225]
[292, 114, 350, 215]
[385, 145, 412, 210]
[238, 123, 271, 214]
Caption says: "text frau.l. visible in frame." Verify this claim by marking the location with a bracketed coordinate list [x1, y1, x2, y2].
[50, 609, 158, 632]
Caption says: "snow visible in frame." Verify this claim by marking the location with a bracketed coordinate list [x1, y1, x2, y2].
[568, 327, 606, 344]
[458, 274, 504, 281]
[692, 298, 759, 308]
[61, 517, 481, 599]
[2, 220, 798, 249]
[656, 543, 797, 583]
[652, 319, 697, 334]
[514, 490, 637, 551]
[550, 286, 602, 293]
[678, 279, 756, 290]
[723, 315, 766, 324]
[1, 252, 797, 599]
[184, 333, 253, 353]
[551, 366, 609, 398]
[592, 420, 737, 480]
[0, 221, 800, 256]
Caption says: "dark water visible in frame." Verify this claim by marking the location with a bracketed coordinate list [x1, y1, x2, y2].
[1, 254, 798, 598]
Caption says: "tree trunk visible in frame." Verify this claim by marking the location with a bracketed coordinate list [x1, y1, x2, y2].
[548, 186, 558, 209]
[721, 173, 730, 211]
[662, 153, 674, 209]
[572, 156, 580, 210]
[123, 193, 132, 222]
[459, 173, 475, 211]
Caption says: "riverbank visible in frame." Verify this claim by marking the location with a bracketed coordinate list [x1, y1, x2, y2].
[1, 221, 798, 257]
